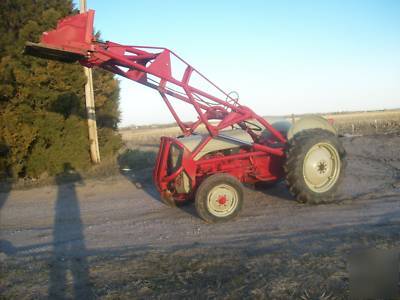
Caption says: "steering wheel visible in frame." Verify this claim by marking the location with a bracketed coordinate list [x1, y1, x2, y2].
[225, 91, 240, 107]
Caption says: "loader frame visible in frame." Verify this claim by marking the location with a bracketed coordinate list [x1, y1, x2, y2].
[25, 10, 289, 202]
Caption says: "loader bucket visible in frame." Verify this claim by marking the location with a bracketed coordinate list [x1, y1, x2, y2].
[24, 10, 95, 63]
[24, 42, 86, 63]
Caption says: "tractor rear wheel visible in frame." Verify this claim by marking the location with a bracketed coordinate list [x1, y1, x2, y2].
[284, 128, 346, 204]
[195, 174, 244, 223]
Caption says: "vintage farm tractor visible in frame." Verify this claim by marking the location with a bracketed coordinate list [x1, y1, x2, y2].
[25, 10, 346, 223]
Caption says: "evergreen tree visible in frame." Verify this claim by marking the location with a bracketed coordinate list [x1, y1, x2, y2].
[0, 0, 121, 179]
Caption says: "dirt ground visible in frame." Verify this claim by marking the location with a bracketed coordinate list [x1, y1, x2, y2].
[1, 133, 399, 299]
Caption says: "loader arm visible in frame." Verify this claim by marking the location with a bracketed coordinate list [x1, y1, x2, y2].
[25, 10, 286, 157]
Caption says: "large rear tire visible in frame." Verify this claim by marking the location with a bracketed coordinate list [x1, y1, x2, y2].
[195, 174, 244, 223]
[284, 129, 346, 204]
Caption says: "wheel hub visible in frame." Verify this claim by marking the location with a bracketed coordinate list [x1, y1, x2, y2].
[217, 195, 227, 205]
[317, 160, 328, 174]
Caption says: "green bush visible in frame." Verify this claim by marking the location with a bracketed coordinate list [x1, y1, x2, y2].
[0, 0, 122, 179]
[118, 149, 157, 171]
[98, 127, 123, 159]
[25, 113, 91, 177]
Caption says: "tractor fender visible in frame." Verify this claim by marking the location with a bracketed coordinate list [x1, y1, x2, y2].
[287, 115, 337, 140]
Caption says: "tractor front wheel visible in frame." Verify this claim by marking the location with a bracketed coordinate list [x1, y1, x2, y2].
[284, 128, 346, 204]
[195, 174, 244, 223]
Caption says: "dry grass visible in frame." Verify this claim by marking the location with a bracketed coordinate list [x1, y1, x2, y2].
[1, 223, 399, 299]
[0, 157, 122, 192]
[119, 126, 181, 150]
[325, 110, 400, 135]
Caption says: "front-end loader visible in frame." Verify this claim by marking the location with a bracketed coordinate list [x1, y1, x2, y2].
[25, 10, 346, 223]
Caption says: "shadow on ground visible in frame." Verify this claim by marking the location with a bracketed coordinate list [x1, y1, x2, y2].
[48, 163, 94, 299]
[254, 180, 295, 201]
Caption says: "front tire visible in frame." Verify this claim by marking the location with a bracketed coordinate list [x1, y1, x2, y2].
[195, 174, 244, 223]
[284, 129, 346, 204]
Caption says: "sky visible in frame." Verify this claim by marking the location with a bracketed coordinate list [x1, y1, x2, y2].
[74, 1, 400, 126]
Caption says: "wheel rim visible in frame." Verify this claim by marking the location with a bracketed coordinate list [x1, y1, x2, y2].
[302, 142, 341, 193]
[207, 184, 238, 217]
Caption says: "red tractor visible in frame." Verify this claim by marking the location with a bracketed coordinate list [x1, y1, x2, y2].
[25, 10, 346, 223]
